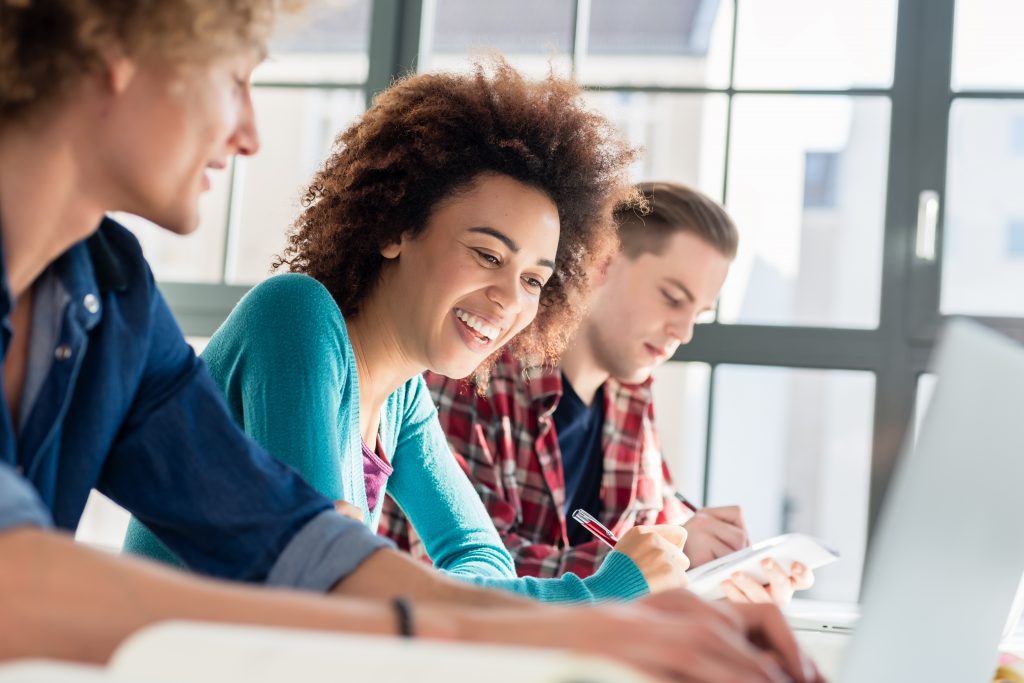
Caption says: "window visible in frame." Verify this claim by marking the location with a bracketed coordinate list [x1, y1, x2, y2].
[118, 0, 1024, 591]
[803, 152, 841, 209]
[1009, 220, 1024, 257]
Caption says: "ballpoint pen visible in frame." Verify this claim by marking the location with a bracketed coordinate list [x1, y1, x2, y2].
[673, 490, 700, 514]
[571, 508, 618, 548]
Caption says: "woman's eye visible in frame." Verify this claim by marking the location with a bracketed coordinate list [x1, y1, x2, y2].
[523, 276, 544, 291]
[474, 249, 501, 266]
[661, 289, 681, 307]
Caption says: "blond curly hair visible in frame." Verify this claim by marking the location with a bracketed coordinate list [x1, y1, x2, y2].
[0, 0, 296, 123]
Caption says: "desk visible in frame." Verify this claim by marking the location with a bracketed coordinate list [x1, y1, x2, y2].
[788, 599, 1024, 680]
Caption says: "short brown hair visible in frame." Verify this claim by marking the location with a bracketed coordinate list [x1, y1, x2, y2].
[0, 0, 290, 124]
[275, 60, 638, 366]
[615, 181, 738, 259]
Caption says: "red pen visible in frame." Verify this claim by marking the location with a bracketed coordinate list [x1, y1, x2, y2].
[673, 491, 700, 514]
[571, 509, 618, 548]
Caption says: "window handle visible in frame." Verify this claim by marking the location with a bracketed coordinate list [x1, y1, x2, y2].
[915, 190, 940, 262]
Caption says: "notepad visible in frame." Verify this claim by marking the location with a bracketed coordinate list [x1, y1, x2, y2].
[686, 532, 839, 601]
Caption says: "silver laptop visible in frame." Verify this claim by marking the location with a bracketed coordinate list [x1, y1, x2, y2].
[835, 319, 1024, 682]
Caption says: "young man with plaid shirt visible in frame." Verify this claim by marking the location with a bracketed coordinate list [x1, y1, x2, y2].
[381, 182, 815, 604]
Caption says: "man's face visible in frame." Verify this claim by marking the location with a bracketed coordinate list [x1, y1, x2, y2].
[585, 231, 731, 385]
[97, 51, 262, 234]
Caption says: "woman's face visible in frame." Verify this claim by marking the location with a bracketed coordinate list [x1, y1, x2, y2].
[381, 173, 560, 379]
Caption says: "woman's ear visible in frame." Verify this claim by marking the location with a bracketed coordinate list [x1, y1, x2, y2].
[102, 49, 137, 95]
[381, 232, 408, 259]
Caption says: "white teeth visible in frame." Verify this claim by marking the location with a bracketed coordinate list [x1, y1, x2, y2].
[454, 308, 499, 341]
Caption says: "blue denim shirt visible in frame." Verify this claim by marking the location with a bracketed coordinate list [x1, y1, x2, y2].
[0, 217, 391, 589]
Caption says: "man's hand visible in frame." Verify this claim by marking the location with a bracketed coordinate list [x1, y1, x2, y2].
[634, 589, 825, 682]
[682, 505, 749, 567]
[463, 588, 824, 683]
[721, 559, 815, 607]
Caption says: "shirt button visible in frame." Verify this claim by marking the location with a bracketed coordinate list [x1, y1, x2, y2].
[83, 293, 100, 314]
[54, 344, 73, 361]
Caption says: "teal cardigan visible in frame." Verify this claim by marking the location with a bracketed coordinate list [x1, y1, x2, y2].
[124, 274, 647, 603]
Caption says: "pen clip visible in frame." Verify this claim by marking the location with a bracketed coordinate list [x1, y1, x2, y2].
[571, 508, 618, 548]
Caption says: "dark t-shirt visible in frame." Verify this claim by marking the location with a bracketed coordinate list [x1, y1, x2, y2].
[554, 375, 606, 546]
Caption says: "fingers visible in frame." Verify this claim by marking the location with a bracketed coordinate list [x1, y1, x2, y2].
[685, 509, 749, 551]
[615, 526, 691, 592]
[650, 524, 688, 549]
[791, 562, 815, 590]
[724, 571, 774, 604]
[703, 505, 748, 534]
[762, 559, 796, 606]
[728, 602, 822, 683]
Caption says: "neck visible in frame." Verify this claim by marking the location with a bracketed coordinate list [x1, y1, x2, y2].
[559, 324, 610, 407]
[345, 279, 423, 419]
[0, 114, 106, 298]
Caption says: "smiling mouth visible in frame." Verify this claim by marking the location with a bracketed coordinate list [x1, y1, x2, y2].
[454, 307, 501, 344]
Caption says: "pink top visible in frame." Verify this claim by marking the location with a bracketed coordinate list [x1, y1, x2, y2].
[361, 436, 393, 513]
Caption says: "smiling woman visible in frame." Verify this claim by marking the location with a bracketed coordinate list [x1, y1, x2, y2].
[121, 60, 699, 605]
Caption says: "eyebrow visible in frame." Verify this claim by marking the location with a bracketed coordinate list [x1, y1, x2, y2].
[664, 277, 696, 303]
[469, 226, 556, 271]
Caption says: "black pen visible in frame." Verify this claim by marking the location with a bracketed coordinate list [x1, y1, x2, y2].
[673, 491, 700, 514]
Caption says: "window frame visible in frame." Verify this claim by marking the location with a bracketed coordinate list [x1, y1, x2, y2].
[159, 0, 1024, 547]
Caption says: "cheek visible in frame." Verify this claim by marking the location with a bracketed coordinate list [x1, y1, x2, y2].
[509, 299, 541, 336]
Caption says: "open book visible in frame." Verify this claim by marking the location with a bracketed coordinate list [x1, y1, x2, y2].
[0, 621, 657, 683]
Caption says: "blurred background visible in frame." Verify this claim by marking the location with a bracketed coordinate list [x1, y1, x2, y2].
[80, 0, 1024, 603]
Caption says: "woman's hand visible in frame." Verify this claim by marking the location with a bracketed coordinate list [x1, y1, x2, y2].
[720, 559, 815, 606]
[612, 524, 690, 593]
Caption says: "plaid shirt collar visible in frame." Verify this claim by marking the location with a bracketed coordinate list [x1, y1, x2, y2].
[488, 352, 659, 535]
[513, 358, 655, 421]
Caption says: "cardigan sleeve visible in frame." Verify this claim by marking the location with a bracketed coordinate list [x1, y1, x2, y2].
[205, 274, 367, 512]
[385, 375, 649, 604]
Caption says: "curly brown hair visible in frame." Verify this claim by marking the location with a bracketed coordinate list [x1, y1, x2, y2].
[0, 0, 295, 124]
[275, 60, 639, 367]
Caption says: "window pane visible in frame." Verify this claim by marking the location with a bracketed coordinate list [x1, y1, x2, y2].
[115, 161, 233, 283]
[578, 0, 732, 88]
[941, 100, 1024, 317]
[733, 0, 897, 89]
[914, 373, 937, 443]
[422, 0, 574, 77]
[708, 365, 876, 602]
[227, 88, 365, 285]
[585, 92, 727, 200]
[952, 0, 1024, 91]
[651, 362, 711, 505]
[255, 0, 371, 84]
[721, 96, 890, 328]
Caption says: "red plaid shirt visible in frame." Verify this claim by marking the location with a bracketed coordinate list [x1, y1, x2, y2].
[379, 350, 687, 579]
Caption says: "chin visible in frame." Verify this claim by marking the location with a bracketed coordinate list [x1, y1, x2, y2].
[614, 366, 654, 386]
[429, 356, 480, 381]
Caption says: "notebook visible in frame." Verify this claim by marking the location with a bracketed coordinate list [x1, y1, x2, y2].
[0, 621, 657, 683]
[686, 533, 839, 600]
